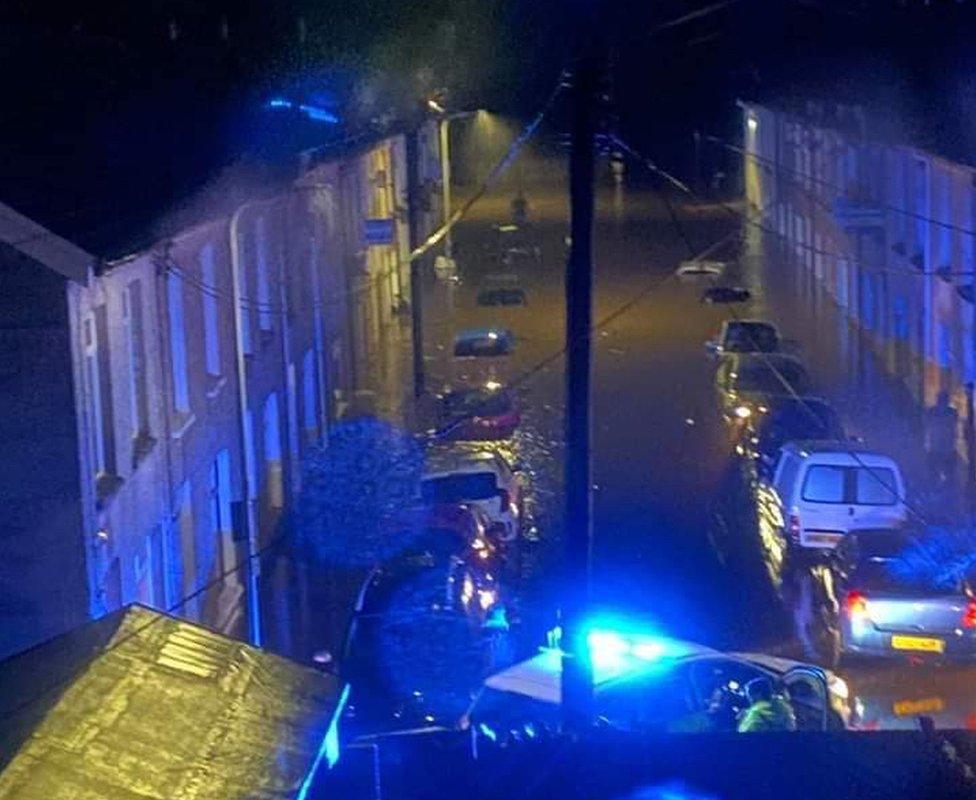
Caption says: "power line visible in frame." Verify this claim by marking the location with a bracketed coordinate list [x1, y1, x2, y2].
[0, 527, 292, 723]
[618, 135, 928, 523]
[705, 131, 976, 238]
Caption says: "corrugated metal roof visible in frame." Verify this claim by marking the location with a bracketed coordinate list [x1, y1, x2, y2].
[0, 605, 343, 800]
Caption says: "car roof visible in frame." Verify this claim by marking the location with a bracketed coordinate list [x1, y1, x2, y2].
[779, 440, 895, 464]
[483, 638, 721, 705]
[729, 352, 803, 369]
[844, 528, 918, 553]
[454, 327, 513, 341]
[725, 319, 777, 330]
[423, 449, 503, 477]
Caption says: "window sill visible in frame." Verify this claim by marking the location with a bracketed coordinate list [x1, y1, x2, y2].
[206, 376, 228, 400]
[171, 412, 197, 440]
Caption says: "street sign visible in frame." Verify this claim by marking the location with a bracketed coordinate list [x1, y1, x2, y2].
[364, 218, 395, 246]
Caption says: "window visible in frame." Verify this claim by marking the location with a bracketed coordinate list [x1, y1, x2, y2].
[913, 159, 928, 265]
[123, 281, 150, 442]
[209, 450, 234, 576]
[135, 541, 152, 605]
[84, 306, 116, 478]
[774, 455, 801, 499]
[854, 467, 898, 506]
[801, 465, 846, 503]
[176, 481, 198, 613]
[167, 272, 190, 414]
[263, 392, 283, 509]
[255, 216, 273, 332]
[302, 349, 318, 442]
[421, 473, 498, 503]
[200, 244, 221, 376]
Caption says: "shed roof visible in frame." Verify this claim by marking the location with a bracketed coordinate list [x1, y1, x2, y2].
[0, 605, 345, 800]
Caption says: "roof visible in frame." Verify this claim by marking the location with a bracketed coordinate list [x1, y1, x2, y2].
[424, 450, 503, 477]
[484, 637, 719, 705]
[0, 605, 346, 800]
[781, 440, 896, 462]
[0, 201, 94, 283]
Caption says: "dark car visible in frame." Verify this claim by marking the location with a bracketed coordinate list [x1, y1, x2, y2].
[801, 527, 976, 667]
[437, 386, 520, 441]
[716, 353, 814, 423]
[453, 328, 515, 358]
[738, 397, 845, 476]
[388, 502, 505, 564]
[339, 544, 505, 738]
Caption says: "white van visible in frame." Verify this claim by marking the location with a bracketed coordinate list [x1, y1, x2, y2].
[758, 441, 908, 550]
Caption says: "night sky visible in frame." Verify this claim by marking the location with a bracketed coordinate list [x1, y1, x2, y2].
[4, 0, 976, 249]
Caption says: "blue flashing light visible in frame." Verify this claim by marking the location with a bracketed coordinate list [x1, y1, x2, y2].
[266, 97, 339, 124]
[478, 722, 498, 742]
[296, 683, 351, 800]
[298, 104, 339, 124]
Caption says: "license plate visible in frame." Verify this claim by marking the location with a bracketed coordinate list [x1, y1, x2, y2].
[893, 697, 945, 716]
[891, 635, 945, 653]
[804, 532, 843, 546]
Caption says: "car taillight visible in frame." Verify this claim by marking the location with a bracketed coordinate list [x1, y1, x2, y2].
[962, 600, 976, 629]
[787, 511, 801, 544]
[846, 590, 869, 619]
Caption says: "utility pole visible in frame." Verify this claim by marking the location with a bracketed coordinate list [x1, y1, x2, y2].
[561, 49, 598, 732]
[406, 120, 426, 398]
[439, 116, 454, 261]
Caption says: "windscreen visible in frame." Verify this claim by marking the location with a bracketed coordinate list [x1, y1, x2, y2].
[421, 472, 498, 503]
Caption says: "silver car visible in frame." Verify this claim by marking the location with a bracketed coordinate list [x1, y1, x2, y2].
[812, 528, 976, 664]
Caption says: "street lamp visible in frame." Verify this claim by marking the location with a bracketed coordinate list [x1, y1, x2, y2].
[426, 90, 478, 265]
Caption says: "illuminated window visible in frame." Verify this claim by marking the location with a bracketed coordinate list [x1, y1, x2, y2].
[84, 306, 116, 477]
[123, 281, 150, 444]
[200, 244, 221, 376]
[167, 272, 190, 413]
[263, 392, 283, 509]
[255, 216, 273, 332]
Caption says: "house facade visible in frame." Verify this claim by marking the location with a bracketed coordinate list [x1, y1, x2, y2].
[742, 102, 976, 453]
[0, 126, 441, 660]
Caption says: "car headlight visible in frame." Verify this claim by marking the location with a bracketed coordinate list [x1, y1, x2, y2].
[734, 405, 752, 419]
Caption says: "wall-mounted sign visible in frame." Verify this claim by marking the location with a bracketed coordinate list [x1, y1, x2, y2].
[364, 218, 395, 246]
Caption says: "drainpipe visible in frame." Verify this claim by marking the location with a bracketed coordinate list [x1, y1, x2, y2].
[230, 201, 263, 647]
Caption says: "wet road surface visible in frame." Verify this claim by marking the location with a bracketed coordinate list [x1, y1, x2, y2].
[408, 181, 976, 731]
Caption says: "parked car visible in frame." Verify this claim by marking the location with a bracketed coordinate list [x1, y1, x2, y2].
[388, 503, 504, 566]
[338, 545, 504, 738]
[736, 396, 845, 477]
[756, 441, 909, 551]
[802, 527, 976, 666]
[705, 319, 780, 357]
[490, 222, 541, 266]
[715, 353, 813, 423]
[463, 626, 851, 747]
[421, 449, 525, 542]
[436, 385, 520, 441]
[453, 327, 515, 358]
[701, 286, 751, 304]
[677, 259, 725, 281]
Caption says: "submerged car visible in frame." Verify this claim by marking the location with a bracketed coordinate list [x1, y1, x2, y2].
[421, 449, 525, 542]
[806, 527, 976, 666]
[464, 627, 851, 747]
[706, 319, 780, 357]
[436, 385, 520, 441]
[453, 328, 515, 358]
[715, 352, 813, 423]
[737, 396, 845, 477]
